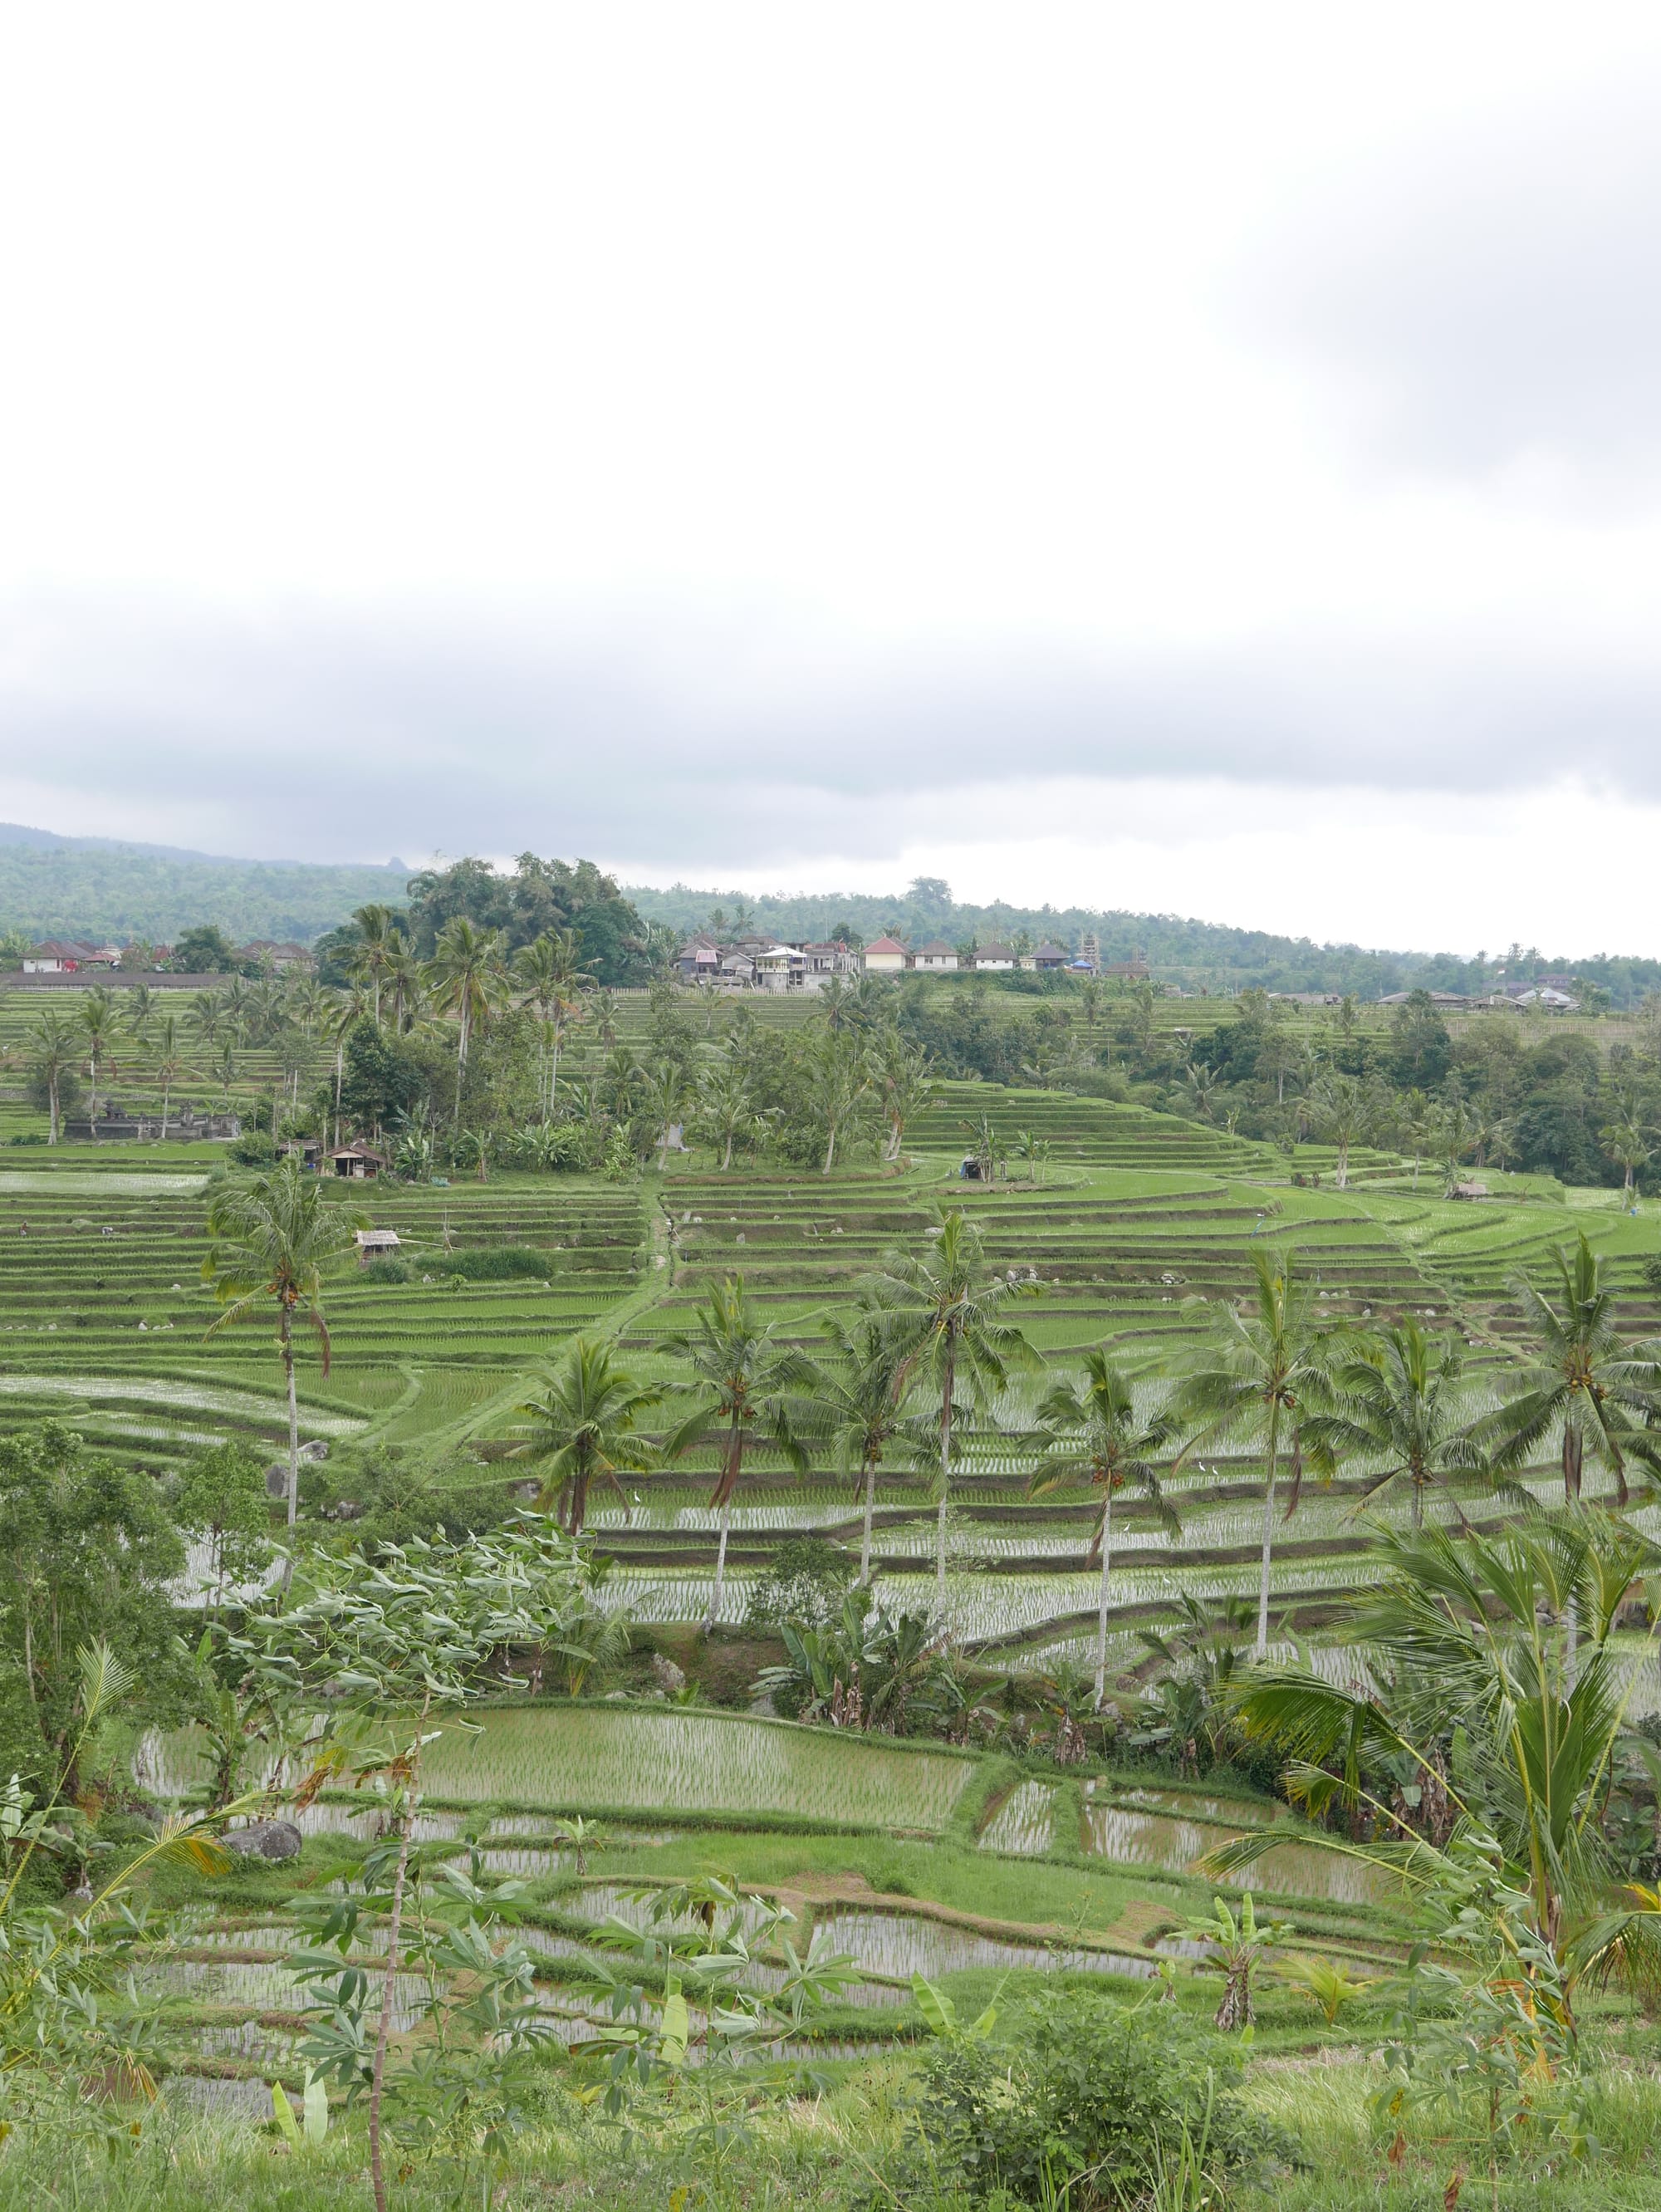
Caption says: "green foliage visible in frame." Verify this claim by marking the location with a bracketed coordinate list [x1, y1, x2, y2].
[337, 1015, 425, 1131]
[0, 1423, 191, 1797]
[899, 1983, 1286, 2207]
[299, 1444, 518, 1547]
[744, 1534, 858, 1632]
[172, 1439, 272, 1605]
[170, 923, 240, 974]
[423, 1243, 548, 1281]
[226, 1128, 277, 1165]
[358, 1253, 412, 1283]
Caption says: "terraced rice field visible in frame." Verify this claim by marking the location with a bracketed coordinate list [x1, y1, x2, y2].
[419, 1704, 977, 1830]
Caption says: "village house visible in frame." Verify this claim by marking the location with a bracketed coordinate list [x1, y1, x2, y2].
[674, 932, 725, 982]
[355, 1229, 402, 1266]
[22, 939, 98, 973]
[971, 943, 1017, 970]
[326, 1142, 387, 1180]
[1031, 943, 1071, 971]
[912, 939, 958, 971]
[862, 935, 909, 973]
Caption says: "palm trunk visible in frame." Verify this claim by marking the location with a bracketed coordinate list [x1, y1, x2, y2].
[706, 1419, 742, 1632]
[1255, 1408, 1279, 1660]
[334, 1044, 343, 1148]
[823, 1121, 836, 1175]
[860, 1454, 878, 1587]
[281, 1304, 300, 1591]
[1095, 1487, 1114, 1707]
[89, 1049, 98, 1130]
[549, 1023, 561, 1116]
[1335, 1137, 1349, 1190]
[722, 1128, 734, 1170]
[937, 1337, 956, 1605]
[47, 1074, 59, 1145]
[368, 1739, 419, 2212]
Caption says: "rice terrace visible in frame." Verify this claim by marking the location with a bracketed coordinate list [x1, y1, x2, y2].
[10, 16, 1661, 2201]
[5, 864, 1661, 2212]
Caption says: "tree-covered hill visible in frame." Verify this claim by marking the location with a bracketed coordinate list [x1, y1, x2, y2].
[0, 831, 411, 944]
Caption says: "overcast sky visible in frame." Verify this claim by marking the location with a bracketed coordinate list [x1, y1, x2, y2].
[4, 4, 1661, 954]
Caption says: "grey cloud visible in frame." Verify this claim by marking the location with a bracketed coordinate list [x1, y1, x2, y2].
[1240, 78, 1661, 488]
[4, 593, 1660, 866]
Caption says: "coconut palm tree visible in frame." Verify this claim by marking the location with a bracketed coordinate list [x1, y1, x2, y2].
[663, 1278, 815, 1631]
[639, 1060, 689, 1170]
[1208, 1515, 1661, 2008]
[872, 1029, 933, 1162]
[1171, 1246, 1336, 1658]
[76, 984, 124, 1128]
[349, 903, 402, 1023]
[27, 1008, 77, 1144]
[187, 989, 228, 1053]
[1477, 1234, 1661, 1509]
[1301, 1322, 1488, 1531]
[1599, 1106, 1655, 1200]
[517, 1337, 661, 1536]
[865, 1209, 1037, 1602]
[201, 1158, 366, 1544]
[812, 1028, 871, 1174]
[1306, 1072, 1371, 1189]
[1031, 1352, 1178, 1704]
[514, 930, 591, 1111]
[799, 1310, 926, 1586]
[696, 1053, 761, 1170]
[124, 979, 157, 1042]
[425, 917, 507, 1086]
[150, 1014, 184, 1140]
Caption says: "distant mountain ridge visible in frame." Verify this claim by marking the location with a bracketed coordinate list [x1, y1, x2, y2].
[1, 826, 1656, 1007]
[0, 826, 412, 944]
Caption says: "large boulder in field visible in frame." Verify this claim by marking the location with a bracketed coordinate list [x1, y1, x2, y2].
[220, 1819, 303, 1861]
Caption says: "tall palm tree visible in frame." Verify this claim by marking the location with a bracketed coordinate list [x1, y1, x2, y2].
[385, 940, 424, 1033]
[201, 1158, 366, 1543]
[639, 1061, 689, 1170]
[124, 979, 157, 1042]
[1478, 1234, 1661, 1508]
[872, 1029, 933, 1162]
[1031, 1352, 1178, 1704]
[27, 1009, 77, 1144]
[799, 1310, 924, 1586]
[866, 1209, 1036, 1602]
[150, 1014, 184, 1140]
[187, 989, 228, 1053]
[349, 903, 402, 1023]
[696, 1053, 760, 1170]
[1301, 1322, 1487, 1531]
[76, 984, 124, 1128]
[425, 917, 507, 1086]
[1599, 1107, 1655, 1201]
[514, 930, 591, 1111]
[517, 1337, 661, 1536]
[1210, 1516, 1661, 2006]
[322, 984, 370, 1142]
[664, 1278, 815, 1631]
[1306, 1072, 1371, 1189]
[1171, 1246, 1335, 1658]
[812, 1028, 871, 1174]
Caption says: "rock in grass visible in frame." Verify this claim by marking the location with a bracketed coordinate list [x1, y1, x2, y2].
[221, 1819, 303, 1861]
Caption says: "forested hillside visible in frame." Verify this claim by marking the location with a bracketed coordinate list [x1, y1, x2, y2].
[0, 826, 410, 943]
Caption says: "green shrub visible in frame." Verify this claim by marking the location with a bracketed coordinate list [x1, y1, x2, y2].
[899, 1984, 1291, 2207]
[227, 1131, 277, 1167]
[1642, 1254, 1661, 1294]
[423, 1245, 548, 1282]
[745, 1535, 857, 1633]
[359, 1255, 412, 1285]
